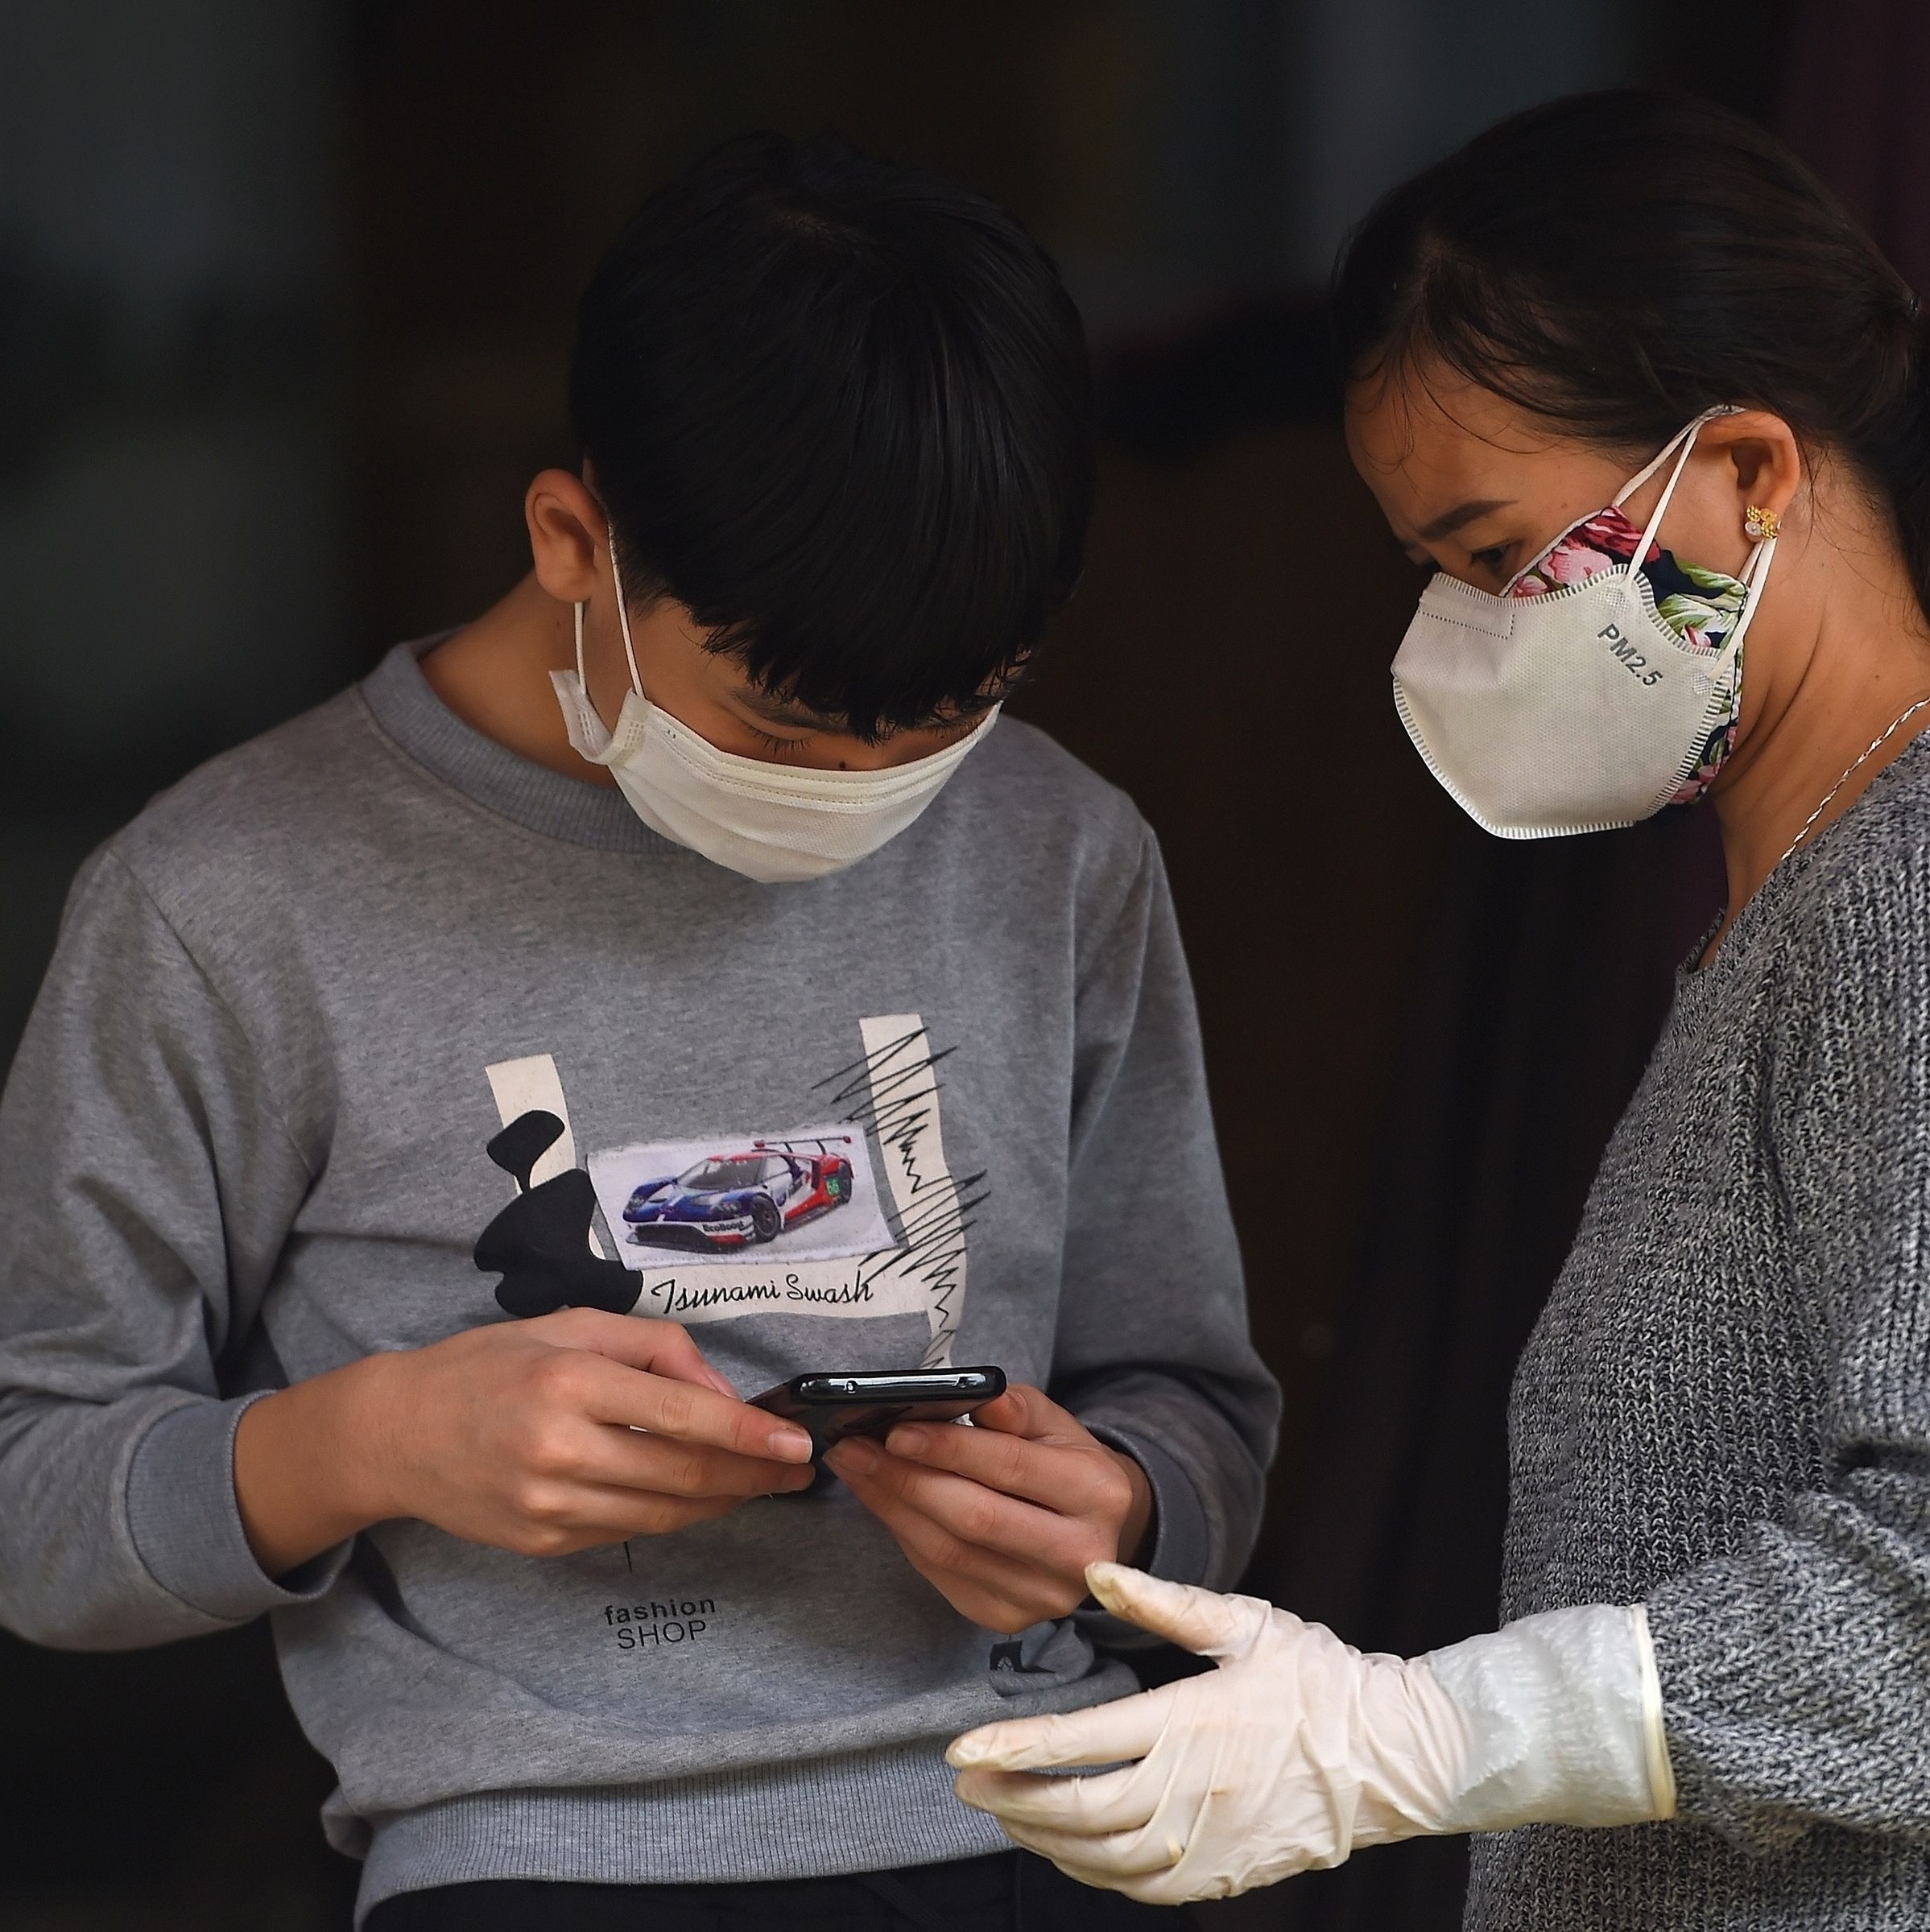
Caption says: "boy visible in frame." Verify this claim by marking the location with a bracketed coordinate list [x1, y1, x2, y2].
[0, 134, 1277, 1930]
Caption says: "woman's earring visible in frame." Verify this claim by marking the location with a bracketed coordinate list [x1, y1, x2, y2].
[1744, 505, 1781, 542]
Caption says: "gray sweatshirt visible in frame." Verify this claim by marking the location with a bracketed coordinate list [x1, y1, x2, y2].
[0, 642, 1278, 1922]
[1470, 733, 1930, 1929]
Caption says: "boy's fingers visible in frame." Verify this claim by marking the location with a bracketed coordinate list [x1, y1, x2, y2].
[829, 1444, 1084, 1568]
[551, 1485, 744, 1539]
[845, 1472, 1063, 1588]
[824, 1442, 948, 1540]
[549, 1311, 726, 1386]
[882, 1420, 1120, 1514]
[575, 1356, 813, 1463]
[593, 1431, 818, 1497]
[967, 1384, 1076, 1441]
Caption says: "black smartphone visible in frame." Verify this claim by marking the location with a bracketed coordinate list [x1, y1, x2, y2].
[750, 1366, 1007, 1455]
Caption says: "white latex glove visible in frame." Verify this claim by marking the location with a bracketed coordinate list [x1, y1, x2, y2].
[947, 1562, 1676, 1905]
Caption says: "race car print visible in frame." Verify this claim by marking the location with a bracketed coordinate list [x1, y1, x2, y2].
[621, 1137, 856, 1249]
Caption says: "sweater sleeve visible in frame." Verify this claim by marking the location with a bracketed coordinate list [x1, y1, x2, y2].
[0, 850, 345, 1649]
[1646, 851, 1930, 1852]
[1048, 824, 1280, 1619]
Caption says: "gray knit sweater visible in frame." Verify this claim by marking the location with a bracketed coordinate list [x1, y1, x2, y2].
[1467, 735, 1930, 1930]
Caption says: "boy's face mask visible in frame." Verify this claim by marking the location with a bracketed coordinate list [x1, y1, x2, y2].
[550, 543, 998, 883]
[1390, 409, 1775, 839]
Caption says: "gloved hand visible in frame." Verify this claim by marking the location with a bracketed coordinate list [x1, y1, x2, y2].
[947, 1562, 1675, 1904]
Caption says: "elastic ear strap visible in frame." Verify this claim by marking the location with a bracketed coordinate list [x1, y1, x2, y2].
[1722, 535, 1776, 659]
[606, 539, 645, 697]
[1614, 419, 1696, 510]
[572, 599, 589, 688]
[1617, 404, 1743, 559]
[1630, 422, 1705, 563]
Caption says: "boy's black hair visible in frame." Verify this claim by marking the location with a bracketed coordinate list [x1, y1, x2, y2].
[569, 132, 1095, 741]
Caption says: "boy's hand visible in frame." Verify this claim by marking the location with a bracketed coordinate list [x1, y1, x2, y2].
[236, 1309, 816, 1574]
[823, 1385, 1153, 1633]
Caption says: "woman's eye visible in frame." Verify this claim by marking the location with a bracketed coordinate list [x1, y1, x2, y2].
[1469, 544, 1513, 575]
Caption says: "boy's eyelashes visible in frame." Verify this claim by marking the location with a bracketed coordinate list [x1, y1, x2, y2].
[726, 685, 869, 746]
[722, 687, 829, 748]
[739, 720, 814, 753]
[728, 693, 984, 753]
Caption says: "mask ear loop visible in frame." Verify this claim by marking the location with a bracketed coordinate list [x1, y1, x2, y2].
[1619, 416, 1709, 568]
[1622, 406, 1775, 662]
[605, 538, 646, 697]
[1721, 529, 1777, 658]
[571, 532, 647, 727]
[1499, 407, 1731, 598]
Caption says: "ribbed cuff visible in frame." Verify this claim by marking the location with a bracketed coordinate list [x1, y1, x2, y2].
[126, 1394, 349, 1621]
[1078, 1424, 1209, 1649]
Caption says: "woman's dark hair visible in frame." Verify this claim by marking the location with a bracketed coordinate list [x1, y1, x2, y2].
[1333, 90, 1930, 613]
[569, 132, 1093, 740]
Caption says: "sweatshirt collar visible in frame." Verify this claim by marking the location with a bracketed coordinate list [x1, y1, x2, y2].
[360, 636, 681, 854]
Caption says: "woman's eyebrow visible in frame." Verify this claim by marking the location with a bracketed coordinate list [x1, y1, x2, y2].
[1415, 496, 1515, 543]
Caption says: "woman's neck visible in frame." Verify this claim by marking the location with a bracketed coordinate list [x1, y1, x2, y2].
[1705, 520, 1930, 956]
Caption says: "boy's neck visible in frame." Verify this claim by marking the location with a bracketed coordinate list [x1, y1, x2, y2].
[421, 574, 620, 788]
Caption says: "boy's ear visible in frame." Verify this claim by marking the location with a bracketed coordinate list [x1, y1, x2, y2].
[525, 469, 608, 604]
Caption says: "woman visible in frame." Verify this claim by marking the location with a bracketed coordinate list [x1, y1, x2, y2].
[947, 91, 1930, 1929]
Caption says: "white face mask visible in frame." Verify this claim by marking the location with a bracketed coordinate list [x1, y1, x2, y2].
[1390, 408, 1776, 839]
[550, 546, 998, 882]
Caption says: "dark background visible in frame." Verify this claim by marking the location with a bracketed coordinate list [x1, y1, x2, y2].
[2, 2, 1921, 1926]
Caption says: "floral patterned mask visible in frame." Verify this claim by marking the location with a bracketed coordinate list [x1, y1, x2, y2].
[1507, 504, 1750, 803]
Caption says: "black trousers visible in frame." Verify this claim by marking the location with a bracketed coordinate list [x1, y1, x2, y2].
[363, 1849, 1180, 1931]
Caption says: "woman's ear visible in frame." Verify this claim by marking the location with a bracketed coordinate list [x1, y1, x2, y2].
[525, 469, 608, 604]
[1710, 410, 1803, 526]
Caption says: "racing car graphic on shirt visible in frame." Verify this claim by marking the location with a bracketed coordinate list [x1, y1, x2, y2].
[620, 1137, 857, 1249]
